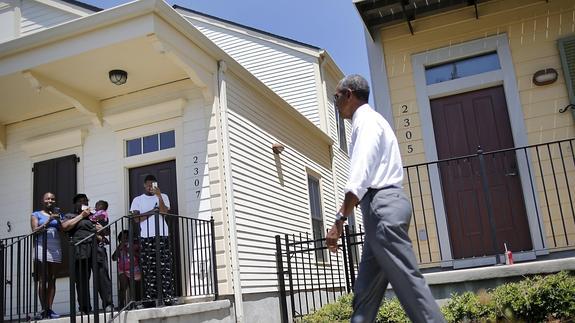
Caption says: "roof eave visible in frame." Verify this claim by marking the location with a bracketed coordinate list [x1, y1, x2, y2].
[173, 4, 322, 58]
[0, 0, 332, 145]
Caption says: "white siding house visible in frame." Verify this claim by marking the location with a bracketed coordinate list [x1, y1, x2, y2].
[0, 1, 351, 322]
[173, 5, 355, 297]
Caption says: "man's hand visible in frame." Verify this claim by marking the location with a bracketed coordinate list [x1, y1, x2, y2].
[81, 208, 92, 218]
[326, 221, 344, 253]
[154, 186, 162, 197]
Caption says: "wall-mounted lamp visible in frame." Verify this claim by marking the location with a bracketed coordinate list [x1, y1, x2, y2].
[109, 69, 128, 85]
[272, 143, 285, 154]
[532, 68, 558, 86]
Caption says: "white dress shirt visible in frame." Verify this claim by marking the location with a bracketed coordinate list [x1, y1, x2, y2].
[344, 104, 404, 200]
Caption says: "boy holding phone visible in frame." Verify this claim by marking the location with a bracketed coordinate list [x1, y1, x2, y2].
[129, 175, 174, 306]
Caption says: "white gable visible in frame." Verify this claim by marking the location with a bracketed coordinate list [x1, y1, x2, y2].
[178, 10, 323, 128]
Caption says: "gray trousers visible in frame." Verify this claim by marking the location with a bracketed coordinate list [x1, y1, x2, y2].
[351, 188, 445, 323]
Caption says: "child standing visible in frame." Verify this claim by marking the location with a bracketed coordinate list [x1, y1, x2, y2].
[112, 230, 142, 309]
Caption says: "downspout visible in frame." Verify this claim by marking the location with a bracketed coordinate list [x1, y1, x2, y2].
[318, 52, 341, 207]
[217, 60, 245, 323]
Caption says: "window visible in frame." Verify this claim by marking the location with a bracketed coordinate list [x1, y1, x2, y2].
[425, 52, 500, 85]
[33, 154, 78, 277]
[307, 175, 326, 262]
[335, 107, 348, 152]
[558, 35, 575, 118]
[126, 130, 175, 157]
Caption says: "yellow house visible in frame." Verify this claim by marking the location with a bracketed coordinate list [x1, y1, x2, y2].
[355, 0, 575, 269]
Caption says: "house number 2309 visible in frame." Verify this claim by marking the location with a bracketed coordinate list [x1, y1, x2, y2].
[401, 105, 414, 154]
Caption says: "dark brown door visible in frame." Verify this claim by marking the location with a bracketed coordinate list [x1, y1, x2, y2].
[128, 160, 181, 295]
[431, 86, 532, 259]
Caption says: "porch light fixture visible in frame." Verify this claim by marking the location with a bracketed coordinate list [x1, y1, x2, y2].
[532, 68, 558, 86]
[272, 143, 285, 154]
[109, 69, 128, 85]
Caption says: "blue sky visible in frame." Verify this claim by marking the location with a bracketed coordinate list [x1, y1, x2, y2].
[81, 0, 372, 90]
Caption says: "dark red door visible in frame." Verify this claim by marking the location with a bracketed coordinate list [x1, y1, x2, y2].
[129, 160, 181, 295]
[430, 86, 532, 259]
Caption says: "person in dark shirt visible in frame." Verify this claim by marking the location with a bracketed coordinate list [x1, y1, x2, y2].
[62, 194, 112, 313]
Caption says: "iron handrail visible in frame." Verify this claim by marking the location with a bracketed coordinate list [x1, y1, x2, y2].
[403, 137, 574, 168]
[72, 215, 126, 246]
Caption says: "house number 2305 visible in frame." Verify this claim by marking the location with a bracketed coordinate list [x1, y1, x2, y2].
[401, 105, 414, 154]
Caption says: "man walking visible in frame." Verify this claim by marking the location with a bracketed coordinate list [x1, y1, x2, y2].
[326, 75, 445, 323]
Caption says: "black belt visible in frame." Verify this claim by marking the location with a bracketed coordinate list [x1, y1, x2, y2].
[367, 185, 399, 194]
[362, 185, 400, 202]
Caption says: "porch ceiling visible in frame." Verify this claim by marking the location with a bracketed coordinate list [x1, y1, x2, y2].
[0, 36, 188, 125]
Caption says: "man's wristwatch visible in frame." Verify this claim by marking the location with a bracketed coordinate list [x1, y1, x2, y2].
[335, 212, 347, 222]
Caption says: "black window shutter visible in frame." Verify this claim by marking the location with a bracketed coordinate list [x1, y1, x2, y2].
[32, 154, 77, 215]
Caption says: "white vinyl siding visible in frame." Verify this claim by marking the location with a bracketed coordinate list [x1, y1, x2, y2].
[20, 1, 80, 36]
[185, 18, 322, 127]
[225, 73, 336, 292]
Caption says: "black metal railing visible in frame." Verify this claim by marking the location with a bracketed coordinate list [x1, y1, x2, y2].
[276, 138, 575, 322]
[275, 225, 364, 322]
[0, 232, 41, 322]
[402, 138, 575, 264]
[1, 212, 217, 323]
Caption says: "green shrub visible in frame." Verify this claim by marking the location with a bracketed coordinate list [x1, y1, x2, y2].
[441, 291, 495, 322]
[491, 271, 575, 322]
[301, 293, 353, 323]
[376, 298, 409, 323]
[301, 271, 575, 323]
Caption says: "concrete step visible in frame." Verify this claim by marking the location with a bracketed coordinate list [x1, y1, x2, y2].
[34, 297, 233, 323]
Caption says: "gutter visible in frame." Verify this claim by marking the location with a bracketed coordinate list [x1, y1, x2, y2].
[217, 60, 244, 323]
[318, 52, 343, 213]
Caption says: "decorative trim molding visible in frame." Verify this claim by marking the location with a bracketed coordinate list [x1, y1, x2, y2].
[21, 128, 85, 157]
[103, 98, 185, 131]
[22, 70, 102, 126]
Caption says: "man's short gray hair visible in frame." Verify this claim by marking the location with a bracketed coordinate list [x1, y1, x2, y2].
[338, 74, 370, 101]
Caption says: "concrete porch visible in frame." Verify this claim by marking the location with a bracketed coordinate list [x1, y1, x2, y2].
[36, 298, 234, 323]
